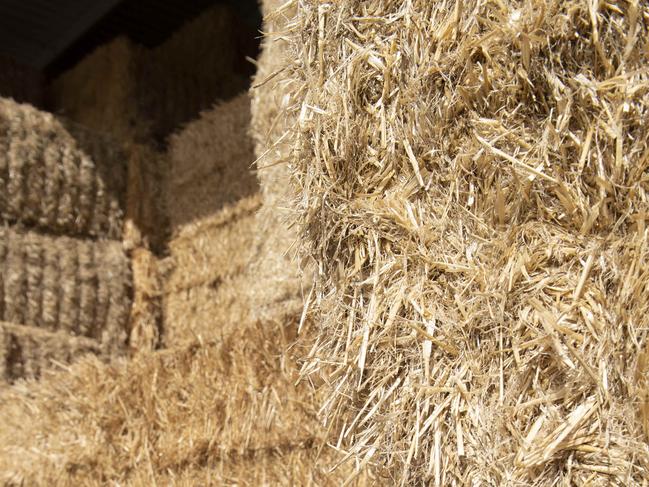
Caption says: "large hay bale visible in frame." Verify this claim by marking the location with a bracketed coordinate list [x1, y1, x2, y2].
[162, 195, 261, 346]
[166, 93, 258, 233]
[138, 4, 248, 141]
[249, 0, 309, 323]
[0, 97, 127, 239]
[0, 226, 131, 357]
[0, 321, 102, 383]
[277, 0, 649, 484]
[49, 6, 249, 143]
[0, 319, 377, 485]
[48, 37, 143, 142]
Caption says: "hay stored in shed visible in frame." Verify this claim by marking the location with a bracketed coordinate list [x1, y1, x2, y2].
[0, 97, 127, 239]
[277, 0, 649, 484]
[162, 195, 260, 346]
[48, 37, 144, 142]
[0, 321, 103, 383]
[138, 5, 248, 141]
[166, 93, 258, 233]
[0, 226, 131, 355]
[0, 319, 377, 485]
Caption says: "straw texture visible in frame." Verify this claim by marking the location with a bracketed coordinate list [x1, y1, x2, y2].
[0, 319, 378, 486]
[0, 97, 127, 239]
[0, 226, 130, 354]
[0, 321, 103, 383]
[272, 0, 649, 484]
[166, 93, 258, 233]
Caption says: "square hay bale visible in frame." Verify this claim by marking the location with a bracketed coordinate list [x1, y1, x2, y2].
[0, 226, 131, 359]
[163, 274, 254, 347]
[138, 4, 247, 140]
[166, 93, 258, 233]
[166, 195, 261, 290]
[48, 37, 144, 142]
[162, 195, 260, 346]
[49, 6, 249, 143]
[0, 320, 376, 485]
[0, 97, 127, 239]
[0, 321, 102, 383]
[271, 0, 649, 484]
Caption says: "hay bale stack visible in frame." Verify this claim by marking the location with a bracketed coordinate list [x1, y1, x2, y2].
[165, 93, 258, 232]
[0, 321, 102, 383]
[163, 195, 261, 345]
[49, 6, 249, 143]
[0, 97, 127, 239]
[250, 0, 308, 323]
[48, 37, 143, 141]
[0, 320, 377, 485]
[162, 93, 263, 345]
[280, 1, 649, 484]
[139, 4, 248, 140]
[0, 226, 130, 353]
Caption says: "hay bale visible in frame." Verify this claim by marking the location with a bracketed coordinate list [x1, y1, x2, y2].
[166, 93, 258, 232]
[0, 321, 102, 383]
[138, 4, 247, 140]
[162, 195, 260, 346]
[0, 226, 131, 353]
[249, 0, 309, 323]
[279, 1, 649, 484]
[48, 37, 144, 142]
[0, 319, 378, 485]
[0, 97, 127, 239]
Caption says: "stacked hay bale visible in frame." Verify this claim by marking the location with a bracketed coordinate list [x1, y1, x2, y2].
[0, 98, 126, 238]
[138, 4, 248, 141]
[0, 98, 131, 382]
[275, 0, 649, 484]
[162, 93, 260, 346]
[0, 320, 377, 485]
[48, 5, 249, 144]
[250, 0, 307, 323]
[48, 38, 143, 142]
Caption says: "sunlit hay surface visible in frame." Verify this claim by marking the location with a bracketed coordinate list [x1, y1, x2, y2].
[275, 0, 649, 484]
[0, 319, 378, 486]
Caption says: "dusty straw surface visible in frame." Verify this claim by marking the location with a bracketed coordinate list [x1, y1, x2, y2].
[0, 226, 131, 378]
[0, 97, 127, 239]
[0, 318, 378, 486]
[262, 0, 649, 484]
[166, 93, 258, 233]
